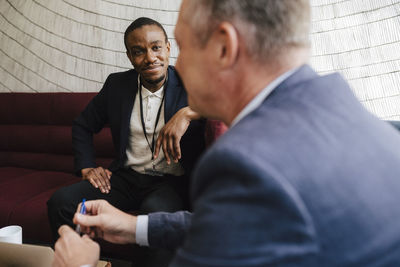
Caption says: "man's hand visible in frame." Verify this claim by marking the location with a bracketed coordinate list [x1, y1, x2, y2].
[52, 225, 100, 267]
[154, 107, 201, 164]
[81, 167, 112, 194]
[73, 199, 137, 244]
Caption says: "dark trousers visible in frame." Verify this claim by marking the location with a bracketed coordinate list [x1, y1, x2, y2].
[47, 168, 188, 267]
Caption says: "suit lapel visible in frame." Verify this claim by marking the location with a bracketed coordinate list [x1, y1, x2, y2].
[119, 70, 138, 159]
[164, 66, 183, 122]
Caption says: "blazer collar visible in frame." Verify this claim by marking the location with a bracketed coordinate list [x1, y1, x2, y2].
[164, 66, 183, 122]
[119, 70, 138, 158]
[273, 64, 319, 95]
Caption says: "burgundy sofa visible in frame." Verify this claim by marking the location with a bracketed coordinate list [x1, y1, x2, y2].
[0, 92, 226, 259]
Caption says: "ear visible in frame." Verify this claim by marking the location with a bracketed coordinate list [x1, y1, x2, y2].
[166, 41, 171, 56]
[166, 41, 171, 52]
[209, 22, 239, 69]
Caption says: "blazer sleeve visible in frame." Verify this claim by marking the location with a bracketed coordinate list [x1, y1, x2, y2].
[72, 76, 110, 176]
[148, 211, 192, 250]
[170, 148, 319, 267]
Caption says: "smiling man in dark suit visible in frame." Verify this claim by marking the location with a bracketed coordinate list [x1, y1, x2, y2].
[53, 1, 400, 266]
[47, 17, 205, 267]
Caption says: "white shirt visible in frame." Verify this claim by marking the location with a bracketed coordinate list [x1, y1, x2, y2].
[135, 68, 298, 246]
[125, 79, 184, 176]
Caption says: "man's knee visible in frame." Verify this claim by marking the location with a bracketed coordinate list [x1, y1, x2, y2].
[47, 186, 71, 212]
[140, 187, 183, 213]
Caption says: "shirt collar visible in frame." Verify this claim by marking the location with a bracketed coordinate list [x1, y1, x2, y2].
[231, 67, 299, 127]
[138, 75, 165, 99]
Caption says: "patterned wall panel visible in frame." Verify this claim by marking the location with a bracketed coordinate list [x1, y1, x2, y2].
[310, 0, 400, 120]
[0, 0, 181, 92]
[1, 0, 400, 120]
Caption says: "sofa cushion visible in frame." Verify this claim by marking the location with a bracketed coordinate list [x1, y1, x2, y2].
[0, 167, 80, 243]
[0, 92, 228, 259]
[0, 93, 114, 172]
[0, 93, 95, 125]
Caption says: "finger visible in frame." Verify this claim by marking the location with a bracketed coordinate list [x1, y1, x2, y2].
[105, 169, 112, 179]
[98, 169, 110, 192]
[79, 224, 91, 235]
[90, 177, 105, 193]
[74, 200, 99, 222]
[78, 225, 96, 238]
[95, 175, 107, 193]
[89, 229, 96, 239]
[168, 135, 177, 162]
[88, 171, 101, 189]
[74, 213, 102, 228]
[88, 177, 98, 189]
[58, 225, 76, 238]
[154, 131, 163, 159]
[162, 135, 171, 164]
[98, 177, 109, 194]
[80, 200, 101, 216]
[82, 234, 92, 242]
[93, 169, 107, 193]
[173, 135, 182, 161]
[93, 180, 104, 193]
[99, 169, 111, 190]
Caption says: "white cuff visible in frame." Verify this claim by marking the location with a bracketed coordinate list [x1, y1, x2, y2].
[136, 215, 149, 246]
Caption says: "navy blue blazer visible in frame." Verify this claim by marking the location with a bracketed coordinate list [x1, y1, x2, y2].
[149, 65, 400, 266]
[72, 66, 205, 176]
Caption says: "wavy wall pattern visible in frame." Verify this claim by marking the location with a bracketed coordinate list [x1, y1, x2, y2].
[1, 0, 399, 119]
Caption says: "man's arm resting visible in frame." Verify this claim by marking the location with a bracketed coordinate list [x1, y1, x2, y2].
[72, 76, 111, 175]
[154, 107, 202, 164]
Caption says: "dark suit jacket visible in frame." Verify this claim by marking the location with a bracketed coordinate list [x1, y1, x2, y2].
[72, 66, 205, 176]
[148, 65, 400, 266]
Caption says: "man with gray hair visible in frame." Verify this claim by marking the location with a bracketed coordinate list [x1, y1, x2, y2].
[53, 0, 400, 266]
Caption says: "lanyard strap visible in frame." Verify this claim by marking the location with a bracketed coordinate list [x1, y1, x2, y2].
[138, 79, 166, 160]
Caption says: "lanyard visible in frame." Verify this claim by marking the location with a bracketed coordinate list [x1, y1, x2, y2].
[138, 78, 166, 166]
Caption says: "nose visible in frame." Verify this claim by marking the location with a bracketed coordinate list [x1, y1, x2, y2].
[145, 49, 157, 64]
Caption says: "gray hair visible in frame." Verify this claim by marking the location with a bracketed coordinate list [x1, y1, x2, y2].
[183, 0, 311, 62]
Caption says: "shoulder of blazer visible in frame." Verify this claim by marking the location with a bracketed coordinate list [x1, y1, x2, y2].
[98, 69, 139, 106]
[105, 69, 138, 90]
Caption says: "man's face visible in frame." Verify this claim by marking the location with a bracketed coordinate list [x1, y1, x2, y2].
[126, 25, 170, 87]
[175, 1, 213, 117]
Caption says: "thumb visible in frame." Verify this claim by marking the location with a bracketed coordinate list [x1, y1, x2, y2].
[74, 213, 102, 228]
[82, 234, 91, 240]
[81, 234, 94, 243]
[58, 225, 74, 237]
